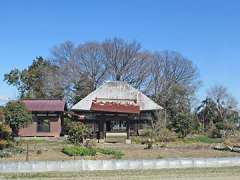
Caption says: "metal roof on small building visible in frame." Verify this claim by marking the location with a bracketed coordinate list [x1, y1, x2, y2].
[22, 99, 66, 112]
[72, 81, 163, 112]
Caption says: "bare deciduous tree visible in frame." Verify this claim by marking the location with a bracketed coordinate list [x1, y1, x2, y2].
[48, 41, 83, 103]
[207, 85, 238, 122]
[51, 41, 75, 64]
[151, 51, 198, 98]
[48, 41, 108, 104]
[148, 51, 200, 131]
[44, 39, 200, 112]
[102, 38, 151, 89]
[74, 42, 108, 90]
[150, 51, 199, 104]
[102, 38, 140, 81]
[207, 85, 238, 109]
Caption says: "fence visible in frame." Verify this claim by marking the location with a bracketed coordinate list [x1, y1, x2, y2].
[1, 157, 240, 173]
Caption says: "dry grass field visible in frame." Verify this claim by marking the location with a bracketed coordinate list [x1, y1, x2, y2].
[0, 137, 240, 161]
[104, 142, 240, 159]
[0, 167, 240, 180]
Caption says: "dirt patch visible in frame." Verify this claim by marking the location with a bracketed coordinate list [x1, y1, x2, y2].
[102, 142, 240, 159]
[1, 139, 240, 161]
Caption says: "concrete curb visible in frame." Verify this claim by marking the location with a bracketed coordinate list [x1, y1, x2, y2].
[0, 157, 240, 172]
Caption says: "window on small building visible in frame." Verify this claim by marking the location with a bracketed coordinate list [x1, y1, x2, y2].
[37, 119, 50, 132]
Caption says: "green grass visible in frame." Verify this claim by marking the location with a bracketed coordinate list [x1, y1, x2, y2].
[62, 146, 124, 159]
[62, 146, 97, 156]
[96, 148, 124, 159]
[183, 136, 223, 144]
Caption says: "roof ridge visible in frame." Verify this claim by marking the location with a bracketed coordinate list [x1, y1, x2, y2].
[22, 98, 64, 101]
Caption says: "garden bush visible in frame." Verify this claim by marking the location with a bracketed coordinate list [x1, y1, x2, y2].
[67, 122, 89, 144]
[207, 125, 222, 138]
[157, 128, 177, 143]
[61, 117, 72, 135]
[141, 127, 177, 149]
[0, 123, 12, 140]
[142, 128, 153, 137]
[131, 136, 146, 144]
[145, 138, 155, 149]
[4, 101, 31, 136]
[84, 139, 96, 148]
[8, 146, 24, 154]
[0, 150, 11, 158]
[37, 150, 42, 155]
[0, 146, 24, 158]
[62, 146, 96, 156]
[0, 140, 9, 150]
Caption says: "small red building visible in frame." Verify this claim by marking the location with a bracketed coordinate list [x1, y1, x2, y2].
[18, 99, 66, 138]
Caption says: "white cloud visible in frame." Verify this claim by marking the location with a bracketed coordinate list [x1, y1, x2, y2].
[0, 96, 10, 101]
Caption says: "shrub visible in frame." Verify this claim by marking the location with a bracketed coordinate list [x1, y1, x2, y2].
[207, 125, 222, 138]
[84, 139, 96, 148]
[0, 150, 11, 158]
[174, 112, 192, 138]
[145, 138, 154, 149]
[62, 146, 96, 156]
[141, 129, 156, 149]
[4, 101, 31, 136]
[37, 150, 42, 155]
[131, 136, 146, 144]
[96, 148, 124, 159]
[67, 122, 89, 144]
[141, 127, 177, 146]
[222, 123, 236, 137]
[0, 146, 24, 158]
[8, 146, 24, 154]
[62, 117, 72, 135]
[142, 128, 156, 138]
[0, 123, 12, 140]
[0, 140, 9, 150]
[157, 128, 177, 143]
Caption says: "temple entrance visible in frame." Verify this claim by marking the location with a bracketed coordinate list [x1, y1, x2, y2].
[96, 113, 135, 142]
[106, 120, 127, 132]
[105, 119, 128, 143]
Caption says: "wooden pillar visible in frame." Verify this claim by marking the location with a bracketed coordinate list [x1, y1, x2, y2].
[97, 120, 101, 140]
[99, 119, 105, 139]
[103, 119, 106, 139]
[126, 117, 130, 139]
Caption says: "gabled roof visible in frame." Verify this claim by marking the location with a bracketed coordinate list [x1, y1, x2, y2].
[22, 99, 66, 112]
[72, 81, 163, 112]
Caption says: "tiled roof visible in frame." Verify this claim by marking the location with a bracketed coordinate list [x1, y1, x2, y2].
[22, 99, 66, 112]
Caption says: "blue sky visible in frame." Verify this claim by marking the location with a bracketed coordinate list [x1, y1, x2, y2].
[0, 0, 239, 107]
